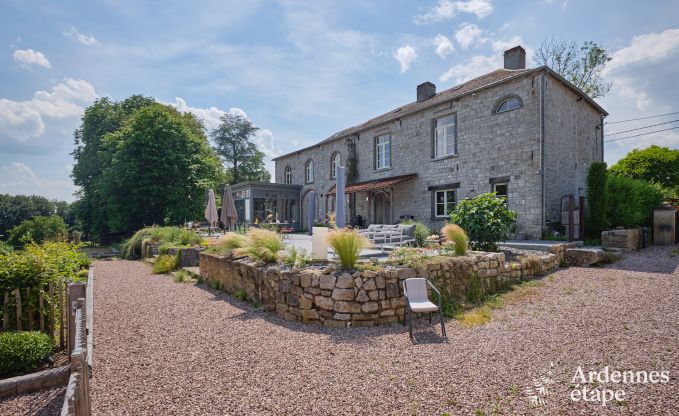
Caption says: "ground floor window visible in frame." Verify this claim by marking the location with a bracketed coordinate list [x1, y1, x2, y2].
[493, 182, 508, 202]
[434, 189, 456, 218]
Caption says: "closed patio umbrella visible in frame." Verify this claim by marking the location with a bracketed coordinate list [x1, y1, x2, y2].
[220, 184, 238, 231]
[335, 165, 346, 228]
[205, 189, 218, 235]
[307, 191, 316, 236]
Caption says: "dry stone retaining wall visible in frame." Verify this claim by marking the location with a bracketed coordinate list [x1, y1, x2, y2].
[199, 243, 572, 328]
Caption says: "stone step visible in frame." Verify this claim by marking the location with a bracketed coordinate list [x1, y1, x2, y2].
[565, 248, 605, 266]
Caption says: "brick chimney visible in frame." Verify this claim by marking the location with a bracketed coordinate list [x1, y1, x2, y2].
[416, 81, 436, 102]
[503, 46, 526, 70]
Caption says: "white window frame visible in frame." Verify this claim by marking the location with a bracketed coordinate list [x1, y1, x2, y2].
[375, 134, 391, 170]
[305, 160, 314, 183]
[284, 166, 292, 184]
[434, 189, 456, 218]
[330, 153, 340, 179]
[433, 114, 456, 158]
[493, 182, 508, 202]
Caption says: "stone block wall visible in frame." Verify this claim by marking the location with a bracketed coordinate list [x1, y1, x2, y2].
[199, 243, 572, 328]
[601, 229, 640, 251]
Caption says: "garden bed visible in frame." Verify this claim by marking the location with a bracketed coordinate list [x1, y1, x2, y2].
[198, 242, 573, 328]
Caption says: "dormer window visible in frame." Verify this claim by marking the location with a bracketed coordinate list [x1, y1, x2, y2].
[496, 97, 522, 113]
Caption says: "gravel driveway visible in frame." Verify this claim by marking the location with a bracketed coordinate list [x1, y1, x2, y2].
[90, 247, 679, 415]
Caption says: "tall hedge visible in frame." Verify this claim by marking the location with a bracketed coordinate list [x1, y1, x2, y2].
[586, 162, 608, 239]
[607, 175, 665, 228]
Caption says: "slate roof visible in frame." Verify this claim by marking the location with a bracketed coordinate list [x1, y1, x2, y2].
[273, 66, 607, 161]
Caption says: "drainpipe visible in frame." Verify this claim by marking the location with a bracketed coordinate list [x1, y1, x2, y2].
[539, 70, 547, 234]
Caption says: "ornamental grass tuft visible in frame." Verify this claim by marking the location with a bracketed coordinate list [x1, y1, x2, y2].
[213, 232, 247, 254]
[441, 224, 469, 256]
[234, 228, 283, 263]
[326, 228, 369, 270]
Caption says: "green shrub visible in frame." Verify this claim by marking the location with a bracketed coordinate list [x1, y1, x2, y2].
[173, 269, 192, 283]
[400, 220, 432, 247]
[0, 241, 12, 255]
[8, 215, 68, 249]
[388, 247, 427, 269]
[325, 228, 369, 270]
[586, 162, 609, 239]
[450, 193, 517, 252]
[441, 224, 468, 255]
[607, 175, 665, 228]
[279, 246, 311, 268]
[152, 254, 179, 274]
[234, 229, 284, 263]
[0, 331, 53, 377]
[122, 226, 205, 259]
[0, 242, 89, 292]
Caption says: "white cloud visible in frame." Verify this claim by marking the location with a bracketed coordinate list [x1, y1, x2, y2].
[491, 35, 523, 53]
[0, 162, 77, 201]
[13, 49, 51, 69]
[0, 79, 98, 142]
[454, 23, 486, 49]
[63, 26, 100, 46]
[439, 54, 500, 84]
[611, 77, 652, 111]
[414, 0, 493, 24]
[434, 34, 454, 58]
[393, 45, 417, 73]
[604, 28, 679, 75]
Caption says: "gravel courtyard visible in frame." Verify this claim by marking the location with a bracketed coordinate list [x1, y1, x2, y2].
[90, 247, 679, 415]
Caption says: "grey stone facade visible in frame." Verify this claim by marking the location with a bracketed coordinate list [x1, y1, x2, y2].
[273, 49, 606, 239]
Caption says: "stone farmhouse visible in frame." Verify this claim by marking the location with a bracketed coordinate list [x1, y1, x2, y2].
[271, 46, 608, 239]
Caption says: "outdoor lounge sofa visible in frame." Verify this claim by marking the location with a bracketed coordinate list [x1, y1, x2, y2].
[359, 224, 416, 249]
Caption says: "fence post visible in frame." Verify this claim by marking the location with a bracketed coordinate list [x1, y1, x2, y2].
[39, 290, 45, 332]
[60, 282, 66, 350]
[27, 287, 33, 331]
[2, 291, 8, 331]
[67, 283, 86, 357]
[578, 196, 585, 241]
[49, 283, 55, 344]
[568, 194, 575, 242]
[15, 289, 22, 331]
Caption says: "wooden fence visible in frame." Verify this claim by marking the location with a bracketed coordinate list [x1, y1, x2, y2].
[1, 281, 69, 349]
[61, 268, 93, 416]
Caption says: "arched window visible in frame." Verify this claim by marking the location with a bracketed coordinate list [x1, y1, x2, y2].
[284, 165, 292, 184]
[496, 97, 522, 113]
[330, 153, 341, 179]
[305, 160, 314, 183]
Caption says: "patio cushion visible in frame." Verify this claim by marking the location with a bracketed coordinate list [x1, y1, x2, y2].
[399, 224, 415, 237]
[367, 224, 382, 231]
[408, 300, 439, 313]
[382, 224, 398, 230]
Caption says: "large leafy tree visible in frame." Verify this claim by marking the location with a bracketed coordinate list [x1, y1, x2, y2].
[534, 39, 612, 98]
[609, 145, 679, 188]
[210, 113, 271, 183]
[0, 195, 54, 238]
[71, 95, 156, 237]
[100, 104, 224, 233]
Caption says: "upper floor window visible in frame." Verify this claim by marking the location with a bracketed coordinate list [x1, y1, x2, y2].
[496, 97, 522, 113]
[284, 166, 292, 184]
[434, 189, 456, 218]
[330, 153, 341, 179]
[433, 114, 456, 158]
[305, 160, 314, 183]
[375, 134, 391, 170]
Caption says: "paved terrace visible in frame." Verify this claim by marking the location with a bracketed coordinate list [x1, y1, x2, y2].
[86, 247, 678, 415]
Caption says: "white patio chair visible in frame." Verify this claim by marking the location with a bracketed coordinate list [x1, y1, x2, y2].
[403, 278, 447, 341]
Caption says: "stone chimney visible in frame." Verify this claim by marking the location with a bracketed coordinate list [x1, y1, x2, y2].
[416, 82, 436, 102]
[503, 46, 526, 70]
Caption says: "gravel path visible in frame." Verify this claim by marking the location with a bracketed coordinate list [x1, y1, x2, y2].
[0, 386, 65, 415]
[90, 247, 679, 415]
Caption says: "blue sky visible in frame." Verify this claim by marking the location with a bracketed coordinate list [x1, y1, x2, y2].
[1, 0, 678, 201]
